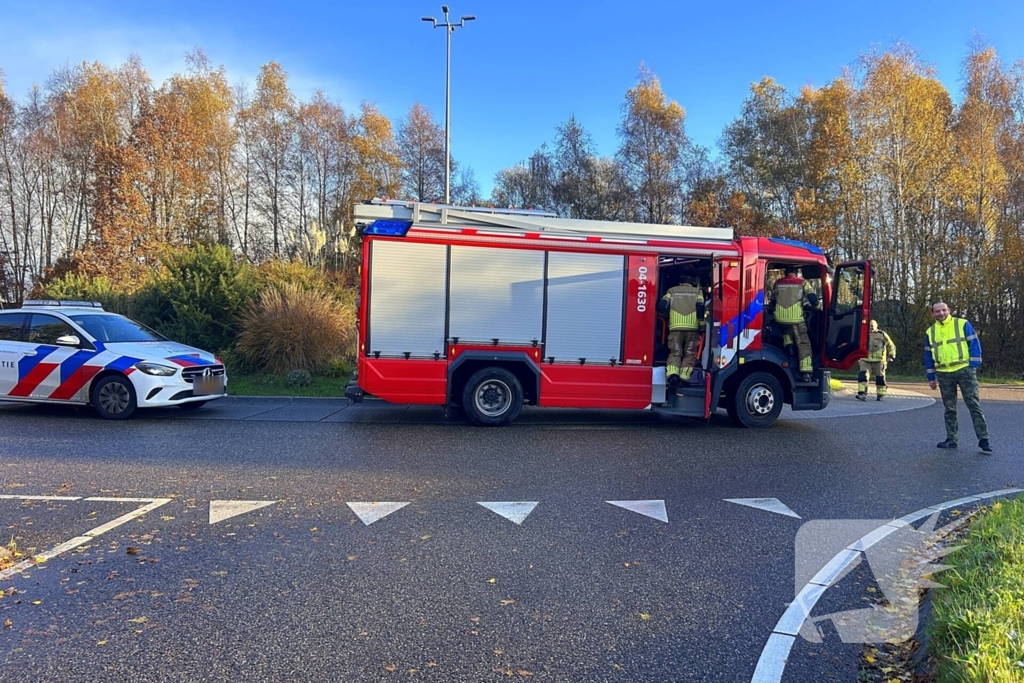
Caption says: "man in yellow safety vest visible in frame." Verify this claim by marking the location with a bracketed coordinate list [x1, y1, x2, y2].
[924, 302, 991, 454]
[856, 320, 897, 401]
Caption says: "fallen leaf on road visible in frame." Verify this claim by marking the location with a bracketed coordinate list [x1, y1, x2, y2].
[96, 639, 108, 646]
[500, 599, 515, 606]
[383, 664, 396, 672]
[127, 616, 148, 624]
[126, 548, 138, 555]
[487, 578, 497, 584]
[639, 613, 650, 621]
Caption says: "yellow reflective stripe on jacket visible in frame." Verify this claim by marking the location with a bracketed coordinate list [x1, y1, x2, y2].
[926, 318, 970, 372]
[867, 331, 895, 362]
[663, 285, 700, 331]
[774, 283, 805, 324]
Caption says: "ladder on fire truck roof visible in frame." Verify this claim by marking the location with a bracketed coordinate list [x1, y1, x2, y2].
[354, 199, 735, 245]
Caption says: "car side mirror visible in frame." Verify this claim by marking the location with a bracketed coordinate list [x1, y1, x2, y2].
[56, 334, 81, 348]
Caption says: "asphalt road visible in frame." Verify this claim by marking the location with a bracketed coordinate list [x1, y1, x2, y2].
[0, 386, 1020, 682]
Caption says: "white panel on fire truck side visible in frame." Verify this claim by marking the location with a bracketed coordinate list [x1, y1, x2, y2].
[449, 246, 544, 345]
[368, 240, 447, 357]
[545, 252, 625, 363]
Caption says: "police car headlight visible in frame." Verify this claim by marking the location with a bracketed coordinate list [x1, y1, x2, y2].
[135, 362, 177, 377]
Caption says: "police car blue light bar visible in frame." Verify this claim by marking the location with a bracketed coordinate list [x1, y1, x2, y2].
[363, 219, 413, 236]
[22, 300, 104, 308]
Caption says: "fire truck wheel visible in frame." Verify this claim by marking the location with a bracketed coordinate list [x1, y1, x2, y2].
[462, 368, 524, 426]
[91, 374, 138, 420]
[731, 371, 783, 428]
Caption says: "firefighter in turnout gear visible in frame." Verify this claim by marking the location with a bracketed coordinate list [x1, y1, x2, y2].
[661, 275, 704, 387]
[857, 320, 896, 401]
[771, 266, 816, 383]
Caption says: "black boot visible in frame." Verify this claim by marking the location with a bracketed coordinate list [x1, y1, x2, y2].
[936, 439, 958, 449]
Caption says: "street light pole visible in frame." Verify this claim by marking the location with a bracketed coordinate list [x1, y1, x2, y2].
[422, 6, 475, 205]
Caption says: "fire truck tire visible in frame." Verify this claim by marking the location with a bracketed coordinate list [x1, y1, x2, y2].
[461, 368, 524, 426]
[91, 374, 138, 420]
[730, 371, 783, 428]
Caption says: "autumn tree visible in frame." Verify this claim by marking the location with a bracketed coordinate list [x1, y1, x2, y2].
[616, 65, 688, 224]
[491, 146, 554, 210]
[295, 90, 356, 267]
[248, 62, 296, 257]
[721, 77, 818, 237]
[397, 103, 445, 202]
[551, 115, 603, 219]
[352, 102, 401, 203]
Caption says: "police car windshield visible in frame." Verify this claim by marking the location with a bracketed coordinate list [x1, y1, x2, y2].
[68, 314, 166, 343]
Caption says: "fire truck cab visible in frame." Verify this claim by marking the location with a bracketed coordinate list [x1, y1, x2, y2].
[346, 200, 871, 428]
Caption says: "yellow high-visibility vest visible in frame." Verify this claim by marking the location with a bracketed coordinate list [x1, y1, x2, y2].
[926, 317, 970, 373]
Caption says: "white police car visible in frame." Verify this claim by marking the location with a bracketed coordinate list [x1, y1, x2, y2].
[0, 300, 226, 419]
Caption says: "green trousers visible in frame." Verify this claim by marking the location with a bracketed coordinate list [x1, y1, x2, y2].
[936, 366, 988, 442]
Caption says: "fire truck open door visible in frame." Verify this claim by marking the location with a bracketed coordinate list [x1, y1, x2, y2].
[824, 260, 872, 369]
[703, 254, 734, 416]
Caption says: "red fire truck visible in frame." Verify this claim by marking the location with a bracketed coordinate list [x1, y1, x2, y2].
[345, 200, 871, 427]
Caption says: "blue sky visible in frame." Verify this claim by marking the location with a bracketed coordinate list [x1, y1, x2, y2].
[1, 1, 1022, 195]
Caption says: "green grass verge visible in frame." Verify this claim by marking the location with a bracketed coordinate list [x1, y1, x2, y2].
[927, 496, 1024, 681]
[227, 373, 352, 397]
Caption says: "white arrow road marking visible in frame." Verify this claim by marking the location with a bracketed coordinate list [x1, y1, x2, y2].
[477, 502, 538, 525]
[724, 498, 801, 519]
[606, 500, 668, 523]
[346, 502, 410, 526]
[0, 497, 172, 581]
[209, 500, 276, 525]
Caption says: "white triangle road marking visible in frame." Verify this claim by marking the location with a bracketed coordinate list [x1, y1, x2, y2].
[347, 502, 410, 526]
[209, 500, 276, 525]
[724, 497, 801, 518]
[478, 502, 538, 525]
[606, 500, 668, 523]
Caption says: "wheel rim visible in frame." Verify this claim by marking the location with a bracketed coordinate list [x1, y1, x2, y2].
[745, 383, 775, 417]
[99, 382, 131, 414]
[474, 379, 512, 417]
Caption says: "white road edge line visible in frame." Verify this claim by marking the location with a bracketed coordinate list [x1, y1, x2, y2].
[0, 495, 81, 501]
[0, 497, 172, 581]
[750, 487, 1024, 683]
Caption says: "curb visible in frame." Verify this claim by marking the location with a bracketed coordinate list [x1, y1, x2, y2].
[750, 487, 1024, 683]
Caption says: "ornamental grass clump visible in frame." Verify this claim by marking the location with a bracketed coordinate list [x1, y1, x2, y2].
[237, 283, 355, 375]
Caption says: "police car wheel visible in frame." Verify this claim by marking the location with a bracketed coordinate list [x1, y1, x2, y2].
[732, 371, 783, 428]
[462, 368, 523, 426]
[91, 375, 137, 420]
